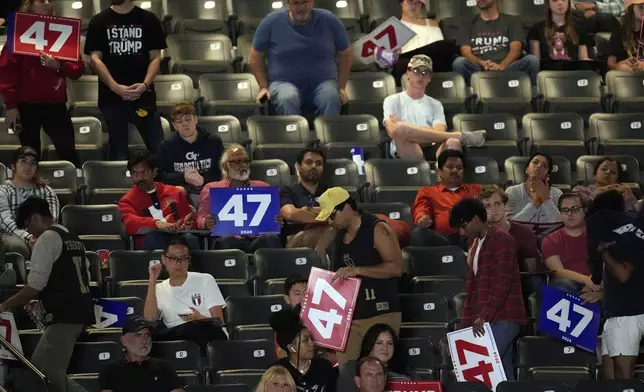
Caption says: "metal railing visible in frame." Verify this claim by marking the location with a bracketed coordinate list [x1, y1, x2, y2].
[0, 334, 49, 392]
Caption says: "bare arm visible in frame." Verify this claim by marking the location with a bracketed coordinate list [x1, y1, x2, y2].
[143, 50, 161, 86]
[143, 279, 159, 321]
[0, 286, 40, 311]
[460, 45, 484, 67]
[337, 47, 352, 90]
[529, 40, 541, 59]
[384, 120, 453, 144]
[500, 41, 522, 68]
[280, 204, 320, 224]
[356, 223, 403, 279]
[208, 305, 223, 320]
[314, 227, 338, 259]
[578, 45, 591, 61]
[250, 48, 269, 89]
[89, 51, 119, 90]
[544, 255, 590, 284]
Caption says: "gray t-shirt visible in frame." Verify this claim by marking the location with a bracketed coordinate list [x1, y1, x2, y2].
[457, 13, 525, 63]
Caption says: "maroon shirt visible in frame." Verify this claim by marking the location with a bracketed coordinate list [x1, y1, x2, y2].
[541, 227, 590, 276]
[459, 226, 527, 327]
[509, 222, 540, 272]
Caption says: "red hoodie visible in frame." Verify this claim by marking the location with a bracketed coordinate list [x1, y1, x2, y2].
[0, 45, 84, 109]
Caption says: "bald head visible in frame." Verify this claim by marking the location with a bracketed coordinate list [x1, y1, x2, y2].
[220, 144, 250, 181]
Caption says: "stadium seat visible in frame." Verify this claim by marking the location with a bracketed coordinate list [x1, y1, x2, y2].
[537, 70, 603, 126]
[320, 159, 362, 197]
[214, 372, 263, 390]
[470, 72, 534, 124]
[150, 340, 202, 382]
[505, 156, 573, 190]
[402, 72, 468, 130]
[232, 0, 283, 36]
[248, 159, 292, 187]
[315, 0, 363, 38]
[500, 0, 546, 31]
[52, 0, 94, 29]
[128, 117, 172, 155]
[207, 340, 276, 375]
[516, 336, 596, 384]
[86, 250, 102, 295]
[436, 0, 479, 20]
[523, 113, 588, 168]
[358, 202, 413, 228]
[236, 35, 253, 73]
[101, 297, 145, 317]
[60, 205, 127, 252]
[43, 117, 103, 164]
[164, 35, 234, 87]
[363, 0, 407, 28]
[254, 248, 322, 293]
[399, 324, 448, 347]
[196, 116, 245, 147]
[497, 380, 570, 392]
[463, 156, 501, 185]
[313, 115, 384, 160]
[68, 76, 101, 119]
[153, 74, 197, 119]
[346, 73, 397, 122]
[399, 338, 436, 379]
[82, 161, 132, 205]
[165, 0, 230, 35]
[186, 385, 253, 392]
[606, 71, 644, 113]
[68, 375, 100, 392]
[117, 281, 148, 300]
[38, 161, 78, 207]
[453, 292, 466, 321]
[364, 158, 433, 205]
[443, 382, 492, 392]
[225, 295, 288, 336]
[573, 379, 644, 392]
[594, 32, 612, 61]
[190, 250, 248, 280]
[247, 115, 311, 173]
[0, 163, 6, 184]
[403, 246, 468, 279]
[399, 293, 450, 324]
[591, 113, 644, 170]
[67, 341, 121, 375]
[233, 326, 275, 341]
[0, 120, 27, 165]
[452, 113, 521, 169]
[108, 250, 164, 296]
[576, 155, 641, 187]
[199, 74, 260, 128]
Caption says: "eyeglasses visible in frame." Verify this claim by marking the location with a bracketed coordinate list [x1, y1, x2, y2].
[328, 207, 342, 221]
[560, 206, 584, 215]
[226, 158, 251, 166]
[163, 254, 191, 264]
[409, 68, 431, 77]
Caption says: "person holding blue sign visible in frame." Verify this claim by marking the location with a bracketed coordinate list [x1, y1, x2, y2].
[449, 198, 526, 380]
[586, 190, 644, 379]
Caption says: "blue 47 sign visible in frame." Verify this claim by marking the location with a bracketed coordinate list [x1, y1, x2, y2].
[538, 285, 601, 352]
[209, 187, 281, 236]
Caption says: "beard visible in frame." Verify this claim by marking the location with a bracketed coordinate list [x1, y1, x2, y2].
[229, 169, 250, 182]
[302, 169, 320, 184]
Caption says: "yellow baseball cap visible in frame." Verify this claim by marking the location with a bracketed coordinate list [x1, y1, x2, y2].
[315, 187, 351, 221]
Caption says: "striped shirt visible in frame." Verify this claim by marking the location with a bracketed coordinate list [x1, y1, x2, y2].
[0, 180, 60, 241]
[576, 0, 625, 17]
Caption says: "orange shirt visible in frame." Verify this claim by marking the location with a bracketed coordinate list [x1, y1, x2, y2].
[412, 183, 483, 235]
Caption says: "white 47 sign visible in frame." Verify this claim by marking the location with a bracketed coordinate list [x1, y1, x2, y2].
[309, 279, 346, 339]
[546, 298, 594, 338]
[20, 21, 72, 53]
[218, 194, 271, 227]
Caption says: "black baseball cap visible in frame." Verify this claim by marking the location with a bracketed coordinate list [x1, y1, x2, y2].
[122, 315, 156, 335]
[12, 146, 39, 163]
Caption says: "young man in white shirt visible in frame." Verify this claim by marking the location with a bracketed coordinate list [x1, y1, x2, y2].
[144, 235, 227, 354]
[383, 54, 485, 159]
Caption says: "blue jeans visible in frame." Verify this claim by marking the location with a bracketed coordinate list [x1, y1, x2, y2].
[141, 231, 201, 251]
[269, 79, 341, 116]
[490, 320, 521, 381]
[452, 54, 539, 86]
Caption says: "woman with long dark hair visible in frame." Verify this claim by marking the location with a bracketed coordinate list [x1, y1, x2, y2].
[336, 323, 420, 392]
[0, 0, 82, 167]
[572, 157, 638, 213]
[607, 0, 644, 71]
[528, 0, 592, 64]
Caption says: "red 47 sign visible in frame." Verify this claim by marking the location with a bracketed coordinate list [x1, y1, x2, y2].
[447, 323, 506, 391]
[0, 312, 24, 361]
[7, 12, 81, 61]
[300, 267, 361, 351]
[353, 17, 416, 65]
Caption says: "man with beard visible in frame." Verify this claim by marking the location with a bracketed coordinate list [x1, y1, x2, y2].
[98, 316, 185, 392]
[196, 144, 282, 252]
[85, 0, 166, 160]
[118, 150, 199, 250]
[383, 55, 485, 159]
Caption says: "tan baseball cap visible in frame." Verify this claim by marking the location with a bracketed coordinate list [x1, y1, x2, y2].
[315, 187, 350, 221]
[407, 54, 433, 72]
[626, 0, 644, 9]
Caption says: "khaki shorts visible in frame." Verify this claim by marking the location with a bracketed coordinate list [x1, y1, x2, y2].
[336, 312, 402, 367]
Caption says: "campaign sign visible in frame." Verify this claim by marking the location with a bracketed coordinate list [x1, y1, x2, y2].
[0, 312, 24, 360]
[386, 381, 443, 392]
[300, 267, 361, 351]
[209, 187, 281, 237]
[538, 285, 600, 353]
[447, 323, 506, 391]
[353, 17, 416, 65]
[6, 12, 81, 61]
[93, 299, 128, 329]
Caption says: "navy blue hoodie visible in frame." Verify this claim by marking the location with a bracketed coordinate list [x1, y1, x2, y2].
[153, 128, 224, 194]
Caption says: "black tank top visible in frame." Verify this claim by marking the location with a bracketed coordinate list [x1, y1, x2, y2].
[40, 226, 95, 325]
[332, 213, 400, 320]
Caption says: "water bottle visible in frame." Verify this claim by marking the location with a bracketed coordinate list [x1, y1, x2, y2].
[25, 301, 46, 331]
[351, 147, 365, 175]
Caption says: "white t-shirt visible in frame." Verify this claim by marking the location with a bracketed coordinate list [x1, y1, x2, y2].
[472, 236, 486, 276]
[401, 20, 445, 53]
[155, 272, 226, 329]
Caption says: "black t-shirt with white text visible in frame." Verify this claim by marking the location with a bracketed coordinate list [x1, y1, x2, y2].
[457, 13, 526, 63]
[608, 27, 644, 63]
[84, 6, 167, 106]
[528, 21, 591, 61]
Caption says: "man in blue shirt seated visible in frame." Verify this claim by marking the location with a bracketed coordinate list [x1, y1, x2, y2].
[249, 0, 352, 116]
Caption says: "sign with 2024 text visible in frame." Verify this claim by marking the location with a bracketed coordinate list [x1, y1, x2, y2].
[352, 17, 416, 65]
[447, 323, 506, 391]
[6, 12, 81, 61]
[209, 187, 280, 237]
[0, 312, 24, 361]
[538, 285, 600, 353]
[300, 267, 361, 351]
[386, 381, 443, 392]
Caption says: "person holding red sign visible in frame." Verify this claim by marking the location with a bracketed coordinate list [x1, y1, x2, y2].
[315, 187, 404, 366]
[0, 0, 84, 167]
[84, 0, 166, 160]
[449, 198, 526, 381]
